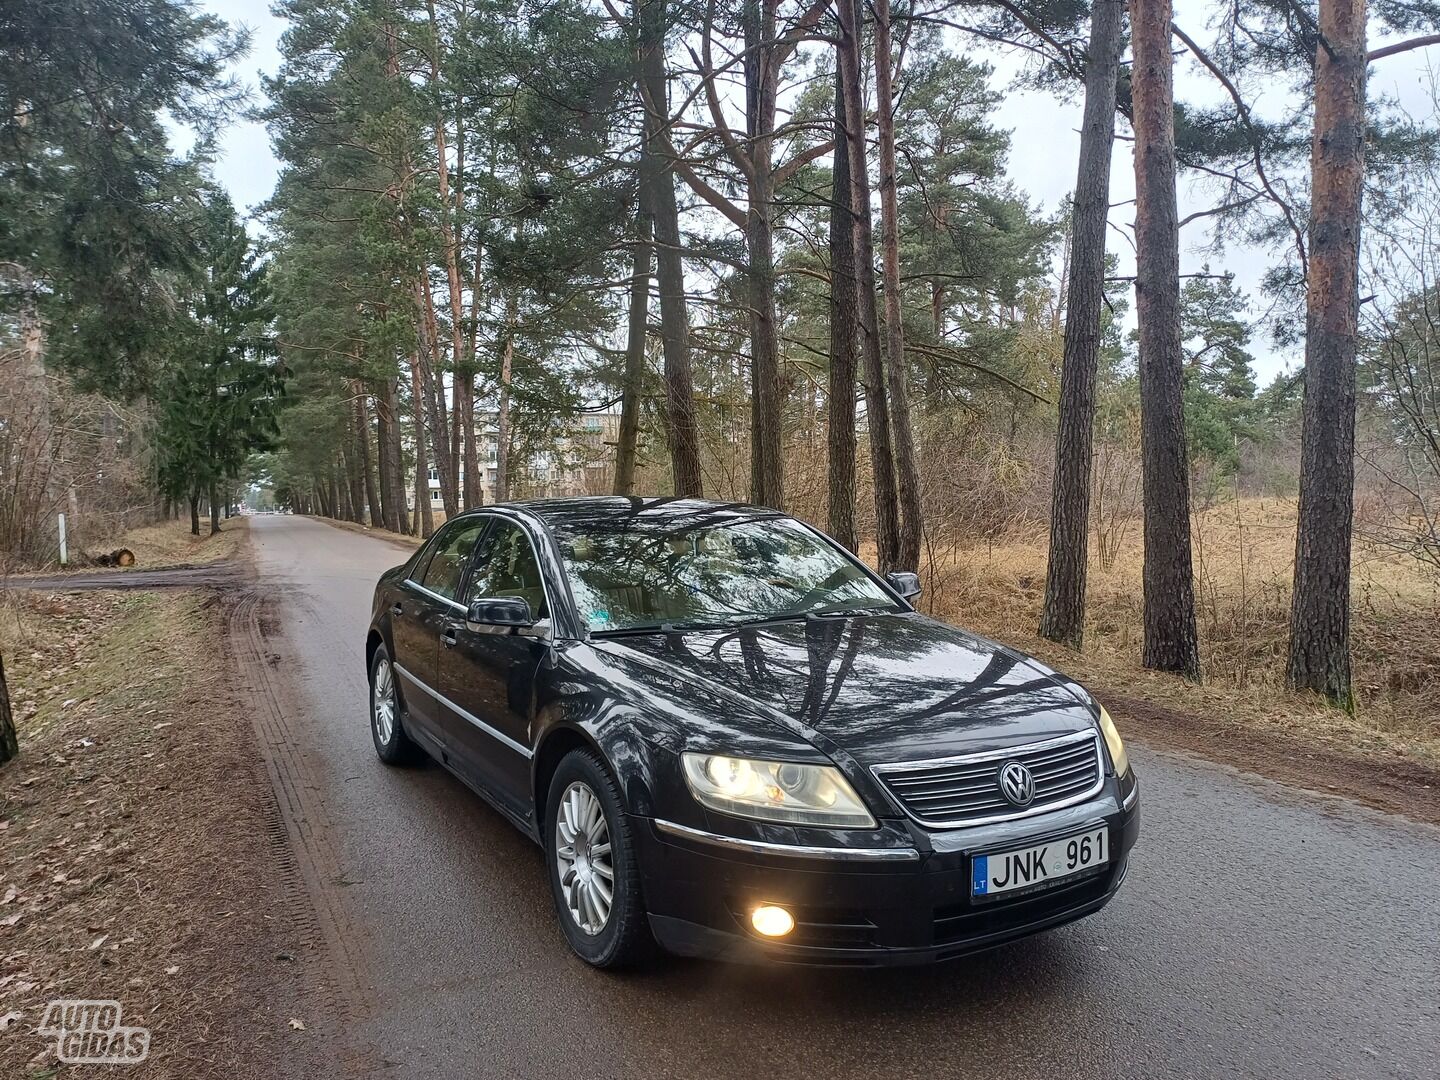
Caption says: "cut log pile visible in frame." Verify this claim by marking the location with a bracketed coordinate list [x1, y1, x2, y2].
[89, 549, 136, 568]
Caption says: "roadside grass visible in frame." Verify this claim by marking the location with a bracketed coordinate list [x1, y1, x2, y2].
[6, 517, 249, 577]
[904, 496, 1440, 771]
[0, 587, 315, 1078]
[104, 515, 249, 570]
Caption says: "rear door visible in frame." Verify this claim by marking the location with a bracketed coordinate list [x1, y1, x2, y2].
[391, 517, 487, 746]
[438, 517, 550, 817]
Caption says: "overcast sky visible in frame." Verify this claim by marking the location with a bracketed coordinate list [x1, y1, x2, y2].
[195, 0, 1440, 383]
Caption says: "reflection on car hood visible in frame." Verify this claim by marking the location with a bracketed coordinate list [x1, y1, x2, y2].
[590, 612, 1097, 767]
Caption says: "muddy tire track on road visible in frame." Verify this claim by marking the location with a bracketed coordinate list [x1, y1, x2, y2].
[227, 586, 384, 1074]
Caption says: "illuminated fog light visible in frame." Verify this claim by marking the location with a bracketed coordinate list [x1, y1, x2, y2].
[750, 904, 795, 938]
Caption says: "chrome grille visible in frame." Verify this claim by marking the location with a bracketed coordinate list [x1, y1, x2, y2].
[873, 731, 1104, 828]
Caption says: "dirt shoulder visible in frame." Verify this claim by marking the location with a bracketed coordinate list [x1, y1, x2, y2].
[1099, 689, 1440, 827]
[967, 621, 1440, 827]
[0, 583, 326, 1076]
[310, 515, 423, 551]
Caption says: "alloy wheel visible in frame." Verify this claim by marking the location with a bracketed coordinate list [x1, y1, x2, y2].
[372, 657, 396, 745]
[554, 780, 614, 935]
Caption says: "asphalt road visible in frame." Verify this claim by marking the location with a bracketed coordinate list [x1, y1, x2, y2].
[242, 514, 1440, 1080]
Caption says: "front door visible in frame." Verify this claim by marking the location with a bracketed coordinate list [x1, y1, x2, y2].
[438, 518, 550, 820]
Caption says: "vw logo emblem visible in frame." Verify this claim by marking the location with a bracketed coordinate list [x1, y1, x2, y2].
[998, 761, 1035, 807]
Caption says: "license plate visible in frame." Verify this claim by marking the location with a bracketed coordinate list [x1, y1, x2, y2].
[971, 827, 1109, 899]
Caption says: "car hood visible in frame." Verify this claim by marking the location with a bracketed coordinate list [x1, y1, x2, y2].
[589, 612, 1098, 768]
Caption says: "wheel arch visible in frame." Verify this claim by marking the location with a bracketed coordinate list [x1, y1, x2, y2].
[366, 628, 385, 675]
[532, 725, 605, 827]
[365, 626, 408, 721]
[532, 719, 659, 827]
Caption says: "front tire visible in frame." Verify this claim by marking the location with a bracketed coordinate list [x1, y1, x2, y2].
[545, 749, 652, 968]
[369, 644, 421, 765]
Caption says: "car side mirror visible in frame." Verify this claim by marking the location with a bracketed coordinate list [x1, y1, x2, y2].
[886, 571, 922, 601]
[465, 597, 535, 633]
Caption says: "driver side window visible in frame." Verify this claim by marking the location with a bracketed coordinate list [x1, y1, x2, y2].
[418, 520, 486, 601]
[464, 521, 549, 619]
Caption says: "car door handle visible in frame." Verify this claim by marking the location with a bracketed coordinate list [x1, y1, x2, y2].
[391, 603, 404, 616]
[441, 629, 457, 649]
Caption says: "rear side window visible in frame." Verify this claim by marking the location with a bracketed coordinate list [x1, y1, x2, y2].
[418, 520, 486, 601]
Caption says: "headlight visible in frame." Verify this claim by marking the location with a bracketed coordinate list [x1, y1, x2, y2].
[1097, 705, 1129, 776]
[680, 753, 876, 828]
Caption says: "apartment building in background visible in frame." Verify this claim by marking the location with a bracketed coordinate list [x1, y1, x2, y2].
[411, 409, 621, 513]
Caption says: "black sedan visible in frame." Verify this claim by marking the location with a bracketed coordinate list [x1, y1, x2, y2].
[365, 497, 1139, 968]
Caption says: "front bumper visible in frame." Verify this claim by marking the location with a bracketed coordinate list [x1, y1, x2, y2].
[636, 778, 1140, 967]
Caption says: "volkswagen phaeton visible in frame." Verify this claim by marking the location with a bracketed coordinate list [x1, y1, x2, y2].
[365, 497, 1139, 968]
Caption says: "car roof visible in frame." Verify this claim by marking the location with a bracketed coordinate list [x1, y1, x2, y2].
[466, 496, 787, 533]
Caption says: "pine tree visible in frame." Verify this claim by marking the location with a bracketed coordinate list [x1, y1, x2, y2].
[1287, 0, 1368, 703]
[0, 0, 243, 397]
[1131, 0, 1200, 680]
[1040, 0, 1125, 649]
[157, 193, 282, 535]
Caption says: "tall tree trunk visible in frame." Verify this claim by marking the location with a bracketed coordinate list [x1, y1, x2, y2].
[189, 492, 200, 536]
[838, 0, 900, 570]
[461, 377, 480, 507]
[615, 207, 652, 496]
[373, 378, 406, 533]
[410, 353, 435, 536]
[344, 440, 365, 524]
[0, 651, 17, 765]
[338, 456, 355, 522]
[1287, 0, 1367, 703]
[638, 0, 704, 497]
[827, 55, 859, 551]
[873, 0, 922, 571]
[1039, 0, 1125, 647]
[414, 282, 457, 516]
[374, 399, 394, 531]
[743, 0, 784, 510]
[355, 384, 382, 528]
[209, 481, 220, 535]
[423, 0, 478, 512]
[1130, 0, 1200, 679]
[450, 369, 464, 506]
[495, 295, 517, 503]
[13, 273, 57, 565]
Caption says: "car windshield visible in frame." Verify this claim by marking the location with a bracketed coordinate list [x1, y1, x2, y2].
[553, 515, 899, 633]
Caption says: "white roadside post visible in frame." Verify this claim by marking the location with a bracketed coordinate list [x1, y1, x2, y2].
[57, 512, 68, 567]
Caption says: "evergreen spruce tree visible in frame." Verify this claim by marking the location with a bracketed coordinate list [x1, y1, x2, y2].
[157, 193, 282, 535]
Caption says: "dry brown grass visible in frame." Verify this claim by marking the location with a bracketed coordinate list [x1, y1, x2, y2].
[108, 516, 249, 569]
[898, 496, 1440, 770]
[3, 516, 249, 577]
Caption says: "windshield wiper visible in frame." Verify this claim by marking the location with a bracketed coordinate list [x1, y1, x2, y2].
[803, 603, 895, 620]
[591, 612, 799, 637]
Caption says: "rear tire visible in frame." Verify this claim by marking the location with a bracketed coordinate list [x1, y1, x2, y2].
[544, 749, 653, 969]
[369, 644, 422, 765]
